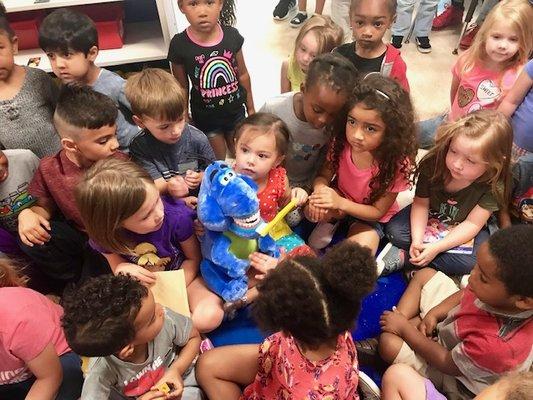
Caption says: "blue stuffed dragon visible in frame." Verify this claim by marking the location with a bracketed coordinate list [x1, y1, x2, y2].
[197, 161, 280, 302]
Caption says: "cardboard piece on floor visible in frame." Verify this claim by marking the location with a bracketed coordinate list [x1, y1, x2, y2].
[151, 270, 190, 317]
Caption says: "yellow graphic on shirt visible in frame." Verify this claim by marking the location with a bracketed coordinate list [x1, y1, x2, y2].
[133, 243, 171, 272]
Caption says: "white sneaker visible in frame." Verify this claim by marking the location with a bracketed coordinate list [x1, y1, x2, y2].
[308, 221, 339, 250]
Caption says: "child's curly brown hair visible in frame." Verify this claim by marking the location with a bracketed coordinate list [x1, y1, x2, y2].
[329, 74, 417, 204]
[252, 241, 377, 349]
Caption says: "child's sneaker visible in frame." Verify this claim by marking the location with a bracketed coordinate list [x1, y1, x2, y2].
[273, 0, 296, 20]
[376, 243, 405, 275]
[290, 12, 308, 27]
[357, 370, 381, 400]
[391, 35, 403, 49]
[432, 4, 463, 30]
[459, 24, 479, 50]
[416, 36, 432, 53]
[308, 221, 339, 250]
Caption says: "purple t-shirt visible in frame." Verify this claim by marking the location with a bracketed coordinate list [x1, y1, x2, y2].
[512, 60, 533, 152]
[91, 196, 195, 270]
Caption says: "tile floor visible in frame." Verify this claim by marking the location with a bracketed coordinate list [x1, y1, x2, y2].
[234, 0, 467, 120]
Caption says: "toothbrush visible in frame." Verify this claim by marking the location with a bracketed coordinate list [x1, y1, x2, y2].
[256, 199, 298, 237]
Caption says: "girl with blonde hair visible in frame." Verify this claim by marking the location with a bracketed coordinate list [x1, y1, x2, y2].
[281, 15, 344, 93]
[383, 110, 513, 276]
[418, 0, 533, 149]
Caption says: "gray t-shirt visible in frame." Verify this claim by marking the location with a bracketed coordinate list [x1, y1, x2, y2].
[130, 123, 215, 181]
[81, 308, 200, 400]
[92, 68, 140, 151]
[259, 92, 329, 190]
[0, 149, 39, 232]
[0, 67, 60, 158]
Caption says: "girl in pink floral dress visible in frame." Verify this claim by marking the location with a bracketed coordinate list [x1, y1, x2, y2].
[196, 241, 377, 400]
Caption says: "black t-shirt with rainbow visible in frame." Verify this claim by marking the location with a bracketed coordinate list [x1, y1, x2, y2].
[168, 25, 246, 123]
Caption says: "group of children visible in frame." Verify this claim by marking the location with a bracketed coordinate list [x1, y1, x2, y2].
[0, 0, 532, 399]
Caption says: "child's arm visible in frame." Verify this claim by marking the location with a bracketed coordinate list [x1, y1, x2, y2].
[409, 196, 430, 258]
[450, 73, 460, 106]
[103, 253, 157, 285]
[17, 199, 54, 246]
[25, 343, 63, 400]
[236, 50, 255, 114]
[306, 160, 336, 222]
[280, 59, 291, 93]
[155, 176, 190, 199]
[498, 66, 532, 117]
[380, 309, 462, 376]
[280, 177, 308, 207]
[151, 326, 201, 400]
[311, 188, 399, 222]
[418, 289, 463, 337]
[179, 235, 201, 287]
[171, 62, 190, 109]
[410, 205, 491, 267]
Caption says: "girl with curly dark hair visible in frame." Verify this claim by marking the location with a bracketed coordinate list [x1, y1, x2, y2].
[306, 73, 417, 256]
[196, 241, 377, 400]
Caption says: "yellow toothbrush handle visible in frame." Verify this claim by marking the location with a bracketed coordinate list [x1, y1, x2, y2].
[258, 199, 298, 236]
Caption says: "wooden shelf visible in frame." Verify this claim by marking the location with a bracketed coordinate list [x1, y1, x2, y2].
[14, 20, 167, 72]
[4, 0, 122, 13]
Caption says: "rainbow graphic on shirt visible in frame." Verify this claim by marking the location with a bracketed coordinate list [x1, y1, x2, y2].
[199, 56, 239, 100]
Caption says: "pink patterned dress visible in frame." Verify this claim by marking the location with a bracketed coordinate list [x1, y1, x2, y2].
[241, 331, 360, 400]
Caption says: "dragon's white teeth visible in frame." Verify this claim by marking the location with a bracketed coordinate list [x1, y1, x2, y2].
[234, 211, 260, 229]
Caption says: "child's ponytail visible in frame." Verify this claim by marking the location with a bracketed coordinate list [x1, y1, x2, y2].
[0, 258, 28, 288]
[252, 242, 377, 349]
[219, 0, 236, 27]
[321, 242, 377, 334]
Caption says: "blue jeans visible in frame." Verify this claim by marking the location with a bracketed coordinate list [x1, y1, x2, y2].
[513, 151, 533, 198]
[385, 205, 490, 275]
[0, 352, 83, 400]
[417, 113, 446, 149]
[392, 0, 440, 37]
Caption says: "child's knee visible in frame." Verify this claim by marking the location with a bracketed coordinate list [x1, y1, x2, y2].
[195, 351, 218, 385]
[192, 306, 224, 333]
[378, 332, 404, 364]
[411, 267, 437, 287]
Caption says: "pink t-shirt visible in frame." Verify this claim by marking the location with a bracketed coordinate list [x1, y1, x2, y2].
[0, 287, 70, 385]
[336, 144, 410, 223]
[449, 56, 519, 121]
[241, 331, 359, 400]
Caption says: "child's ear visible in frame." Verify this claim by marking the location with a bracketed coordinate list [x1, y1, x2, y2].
[132, 115, 146, 129]
[61, 137, 78, 153]
[87, 46, 99, 62]
[117, 343, 135, 360]
[300, 82, 306, 94]
[11, 36, 19, 55]
[514, 296, 533, 311]
[275, 155, 285, 167]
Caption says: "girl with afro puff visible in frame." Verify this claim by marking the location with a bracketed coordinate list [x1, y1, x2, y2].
[196, 241, 377, 399]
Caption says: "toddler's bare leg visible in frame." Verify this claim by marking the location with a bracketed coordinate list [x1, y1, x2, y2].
[196, 344, 259, 400]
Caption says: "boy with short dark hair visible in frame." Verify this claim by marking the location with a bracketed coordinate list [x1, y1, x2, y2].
[17, 85, 124, 291]
[62, 274, 202, 400]
[334, 0, 410, 91]
[125, 68, 215, 200]
[379, 225, 533, 399]
[38, 8, 140, 150]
